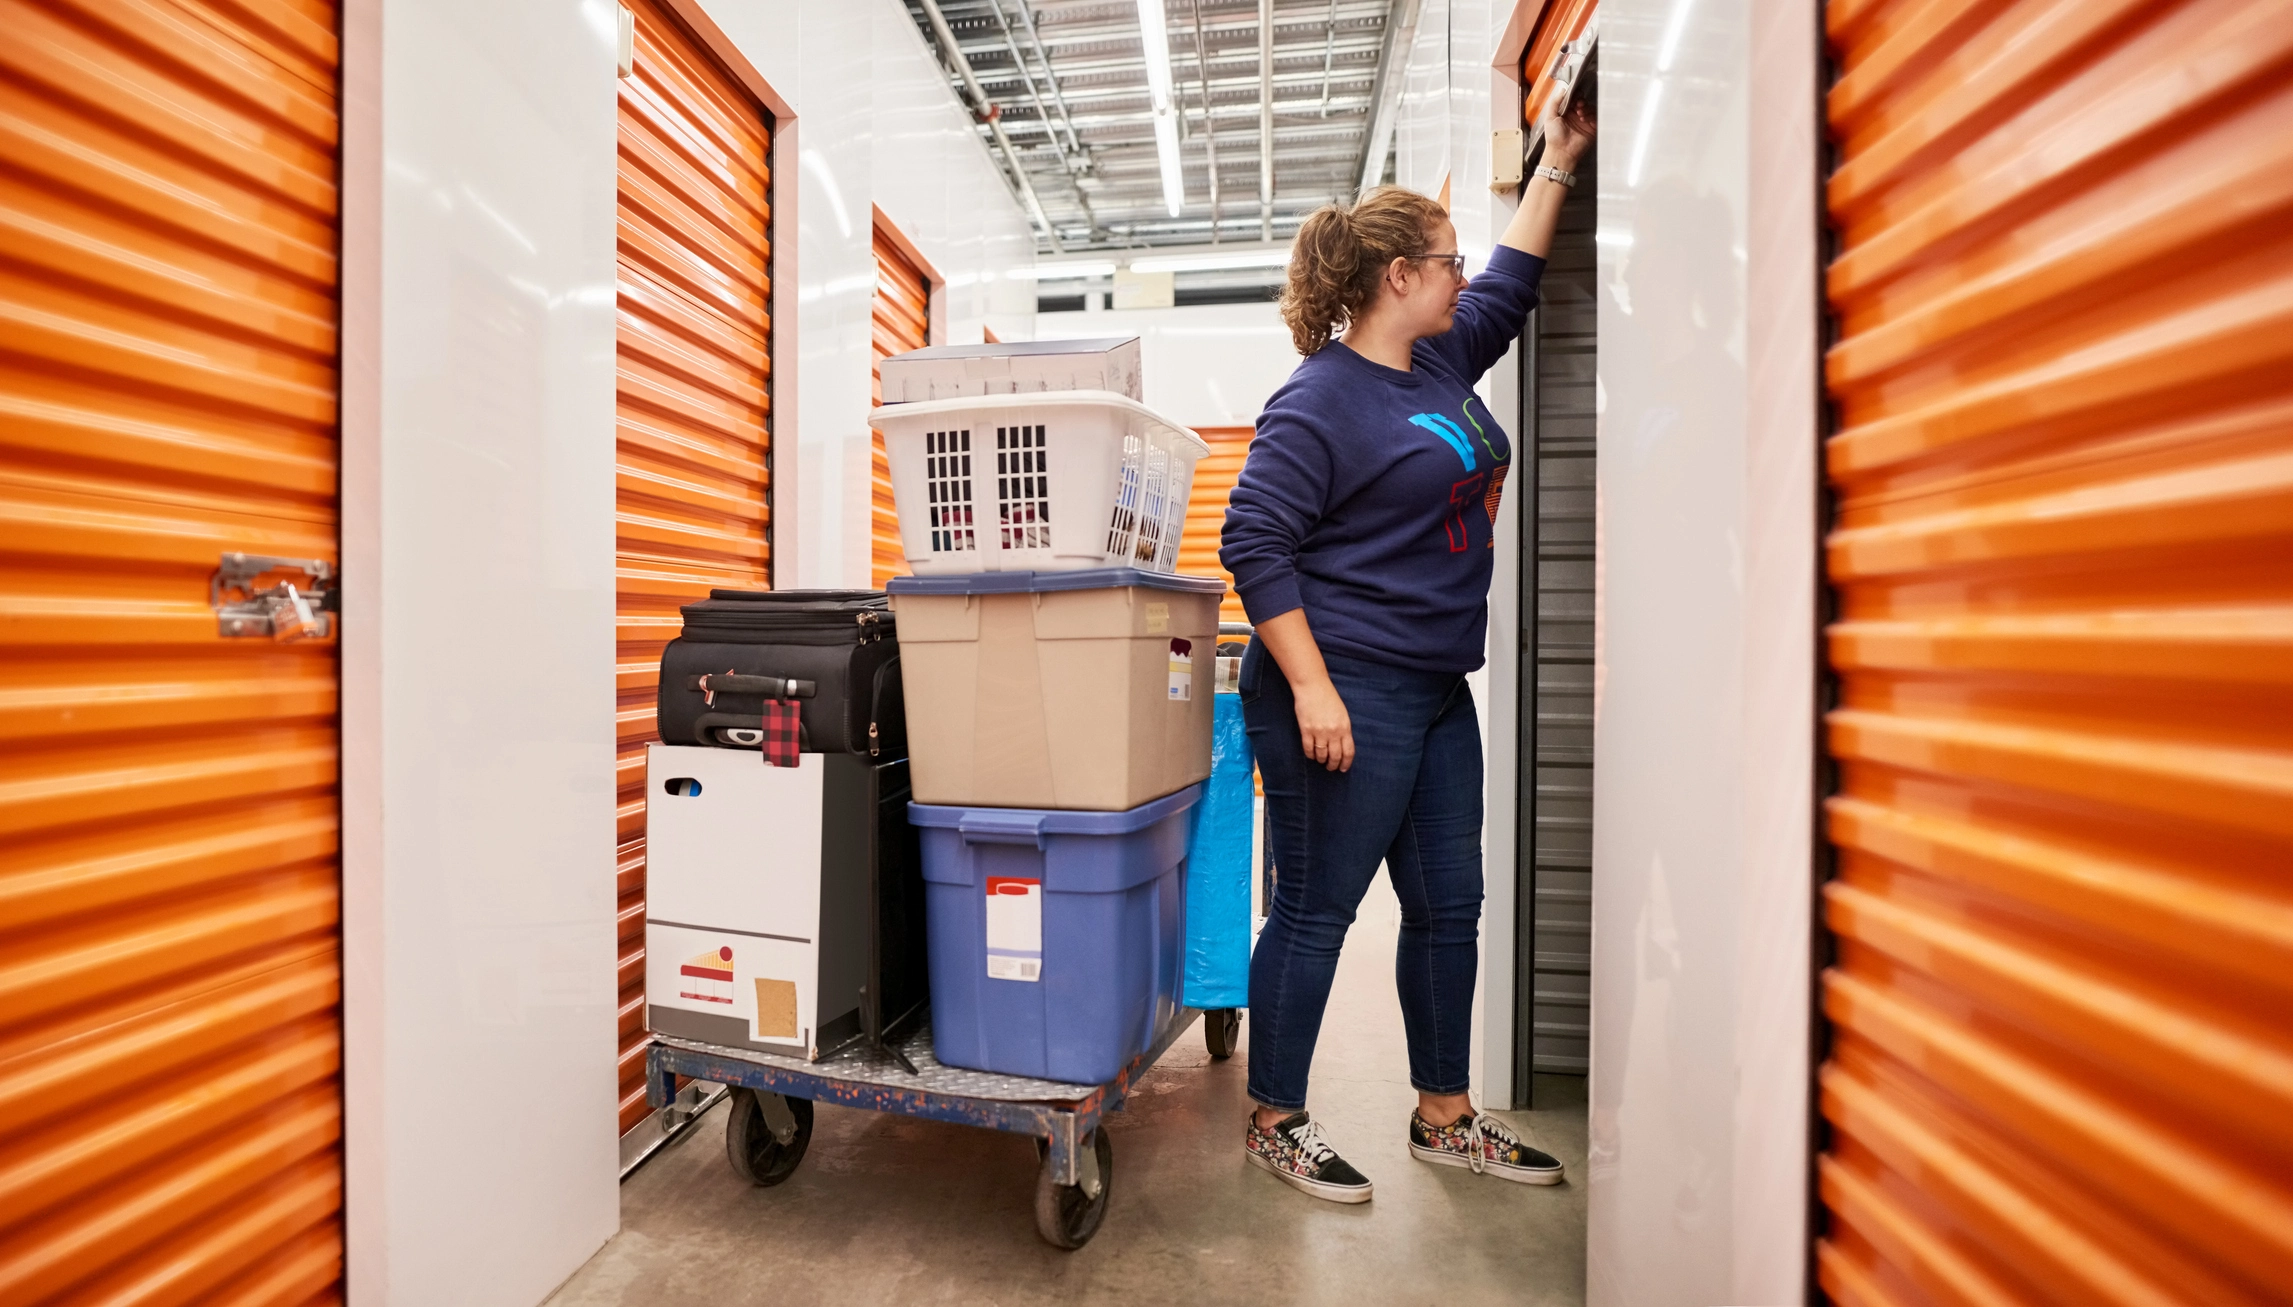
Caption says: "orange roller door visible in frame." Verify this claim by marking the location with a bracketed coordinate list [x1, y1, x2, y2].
[870, 226, 929, 588]
[1817, 1, 2293, 1303]
[0, 0, 345, 1300]
[616, 0, 773, 1135]
[1519, 0, 1596, 128]
[1176, 426, 1254, 626]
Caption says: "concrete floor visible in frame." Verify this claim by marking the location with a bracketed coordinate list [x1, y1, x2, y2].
[550, 875, 1587, 1307]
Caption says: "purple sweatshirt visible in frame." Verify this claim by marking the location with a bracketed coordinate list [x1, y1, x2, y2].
[1220, 244, 1546, 674]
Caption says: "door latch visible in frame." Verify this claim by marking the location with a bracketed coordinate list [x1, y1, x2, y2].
[213, 553, 337, 640]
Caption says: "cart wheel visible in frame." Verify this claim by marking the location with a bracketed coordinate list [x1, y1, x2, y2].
[1205, 1008, 1242, 1060]
[724, 1087, 813, 1187]
[1033, 1128, 1114, 1250]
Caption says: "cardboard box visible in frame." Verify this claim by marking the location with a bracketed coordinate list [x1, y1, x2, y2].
[878, 337, 1142, 403]
[888, 569, 1223, 811]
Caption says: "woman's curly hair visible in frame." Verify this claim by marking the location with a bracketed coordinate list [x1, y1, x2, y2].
[1279, 186, 1448, 356]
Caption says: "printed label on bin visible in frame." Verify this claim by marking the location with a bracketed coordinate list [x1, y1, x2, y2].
[1168, 638, 1194, 701]
[985, 876, 1043, 982]
[679, 946, 735, 1004]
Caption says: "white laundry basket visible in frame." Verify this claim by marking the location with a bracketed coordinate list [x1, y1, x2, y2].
[869, 389, 1210, 575]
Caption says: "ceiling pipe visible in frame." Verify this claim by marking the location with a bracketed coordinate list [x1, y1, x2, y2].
[1354, 0, 1421, 195]
[917, 0, 1066, 252]
[983, 0, 1100, 232]
[1259, 0, 1274, 241]
[1007, 0, 1089, 161]
[1318, 0, 1336, 116]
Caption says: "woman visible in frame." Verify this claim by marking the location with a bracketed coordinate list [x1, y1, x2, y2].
[1219, 101, 1595, 1204]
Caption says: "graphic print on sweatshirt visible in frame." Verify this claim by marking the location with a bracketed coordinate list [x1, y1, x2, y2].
[1411, 401, 1510, 550]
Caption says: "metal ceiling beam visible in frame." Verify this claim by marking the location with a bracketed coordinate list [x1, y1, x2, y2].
[1353, 0, 1419, 194]
[917, 0, 1066, 252]
[910, 0, 1395, 251]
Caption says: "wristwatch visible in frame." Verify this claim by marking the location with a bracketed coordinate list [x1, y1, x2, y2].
[1534, 164, 1577, 188]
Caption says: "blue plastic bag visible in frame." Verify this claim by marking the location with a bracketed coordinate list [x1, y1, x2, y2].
[1183, 694, 1253, 1010]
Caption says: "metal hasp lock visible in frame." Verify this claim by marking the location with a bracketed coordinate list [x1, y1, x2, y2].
[212, 553, 337, 640]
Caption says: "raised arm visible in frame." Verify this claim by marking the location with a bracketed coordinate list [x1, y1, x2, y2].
[1498, 101, 1597, 259]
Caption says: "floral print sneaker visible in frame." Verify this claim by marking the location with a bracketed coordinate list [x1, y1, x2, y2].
[1408, 1109, 1565, 1185]
[1245, 1111, 1374, 1203]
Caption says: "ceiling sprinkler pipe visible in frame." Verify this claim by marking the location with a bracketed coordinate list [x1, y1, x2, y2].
[917, 0, 1066, 252]
[1259, 0, 1274, 241]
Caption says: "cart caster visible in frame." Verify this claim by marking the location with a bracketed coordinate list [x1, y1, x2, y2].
[1033, 1128, 1113, 1249]
[724, 1087, 813, 1187]
[1205, 1008, 1241, 1060]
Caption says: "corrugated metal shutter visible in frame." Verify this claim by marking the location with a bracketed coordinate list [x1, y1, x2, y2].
[615, 0, 772, 1135]
[1516, 143, 1596, 1083]
[1817, 1, 2293, 1302]
[1179, 426, 1253, 625]
[0, 0, 344, 1300]
[870, 226, 928, 588]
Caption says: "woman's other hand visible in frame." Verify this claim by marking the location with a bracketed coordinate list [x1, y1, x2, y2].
[1252, 607, 1356, 772]
[1291, 676, 1356, 773]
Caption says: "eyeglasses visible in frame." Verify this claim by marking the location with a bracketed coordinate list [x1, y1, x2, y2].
[1408, 253, 1468, 279]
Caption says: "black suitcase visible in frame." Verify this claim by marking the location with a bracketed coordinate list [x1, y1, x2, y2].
[657, 589, 906, 757]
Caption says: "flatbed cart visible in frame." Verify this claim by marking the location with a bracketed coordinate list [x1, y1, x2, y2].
[646, 1004, 1244, 1249]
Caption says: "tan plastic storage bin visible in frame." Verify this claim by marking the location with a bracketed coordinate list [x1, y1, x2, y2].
[887, 569, 1225, 811]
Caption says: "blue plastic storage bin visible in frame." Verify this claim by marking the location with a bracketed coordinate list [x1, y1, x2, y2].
[911, 785, 1200, 1084]
[1182, 694, 1252, 1010]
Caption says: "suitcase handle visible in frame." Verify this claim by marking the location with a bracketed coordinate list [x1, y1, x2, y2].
[691, 711, 813, 751]
[690, 673, 817, 699]
[956, 811, 1049, 849]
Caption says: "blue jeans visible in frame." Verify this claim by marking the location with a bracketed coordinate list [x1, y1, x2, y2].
[1240, 641, 1485, 1111]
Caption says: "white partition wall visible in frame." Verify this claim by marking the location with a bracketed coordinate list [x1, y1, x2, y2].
[341, 0, 624, 1301]
[1583, 0, 1818, 1303]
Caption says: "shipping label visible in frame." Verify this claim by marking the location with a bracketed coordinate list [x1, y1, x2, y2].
[1168, 638, 1193, 701]
[984, 876, 1043, 982]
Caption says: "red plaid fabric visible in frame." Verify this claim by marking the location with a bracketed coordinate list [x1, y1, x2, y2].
[758, 698, 801, 768]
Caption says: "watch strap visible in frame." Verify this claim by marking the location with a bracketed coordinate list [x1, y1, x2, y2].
[1534, 164, 1578, 188]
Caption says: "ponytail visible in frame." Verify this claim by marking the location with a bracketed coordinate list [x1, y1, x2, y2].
[1279, 186, 1447, 356]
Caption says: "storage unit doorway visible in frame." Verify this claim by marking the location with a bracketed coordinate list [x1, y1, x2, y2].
[613, 0, 775, 1145]
[1509, 9, 1599, 1107]
[1176, 426, 1254, 627]
[0, 0, 347, 1297]
[870, 212, 935, 588]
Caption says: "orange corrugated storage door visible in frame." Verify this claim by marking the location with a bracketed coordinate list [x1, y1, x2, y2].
[870, 227, 928, 587]
[615, 0, 772, 1135]
[1177, 426, 1253, 625]
[1519, 0, 1596, 128]
[1816, 1, 2293, 1303]
[0, 0, 345, 1301]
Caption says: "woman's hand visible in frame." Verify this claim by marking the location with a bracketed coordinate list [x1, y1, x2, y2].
[1291, 675, 1355, 773]
[1541, 98, 1597, 171]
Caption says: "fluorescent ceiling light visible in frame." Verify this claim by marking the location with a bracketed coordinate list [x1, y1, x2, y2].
[1011, 262, 1119, 280]
[1136, 0, 1184, 217]
[1129, 248, 1292, 274]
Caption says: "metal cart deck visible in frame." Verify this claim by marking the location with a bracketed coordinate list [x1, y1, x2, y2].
[646, 1005, 1241, 1248]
